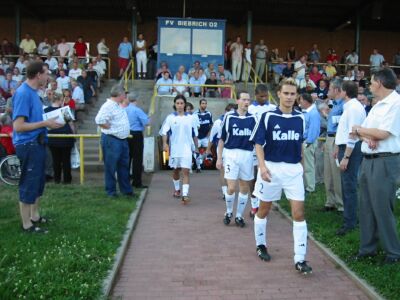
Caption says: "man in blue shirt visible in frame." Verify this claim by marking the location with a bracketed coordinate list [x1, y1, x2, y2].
[125, 92, 150, 188]
[299, 93, 320, 193]
[323, 78, 344, 212]
[193, 99, 213, 172]
[118, 36, 133, 78]
[13, 61, 62, 233]
[250, 78, 312, 274]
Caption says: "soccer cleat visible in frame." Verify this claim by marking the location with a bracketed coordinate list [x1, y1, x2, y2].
[235, 217, 245, 228]
[223, 213, 232, 225]
[173, 190, 181, 198]
[249, 207, 258, 219]
[256, 245, 271, 261]
[295, 261, 313, 275]
[181, 196, 190, 204]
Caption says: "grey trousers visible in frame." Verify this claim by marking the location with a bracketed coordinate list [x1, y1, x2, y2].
[359, 155, 400, 258]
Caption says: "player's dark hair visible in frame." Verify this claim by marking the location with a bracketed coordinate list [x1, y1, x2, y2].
[371, 67, 397, 90]
[255, 84, 268, 95]
[342, 81, 358, 98]
[173, 94, 187, 111]
[26, 61, 45, 79]
[300, 92, 313, 104]
[199, 98, 207, 105]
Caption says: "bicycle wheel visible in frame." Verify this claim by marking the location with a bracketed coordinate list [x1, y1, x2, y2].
[0, 155, 21, 186]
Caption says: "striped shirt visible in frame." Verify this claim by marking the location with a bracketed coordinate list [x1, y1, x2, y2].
[95, 99, 130, 139]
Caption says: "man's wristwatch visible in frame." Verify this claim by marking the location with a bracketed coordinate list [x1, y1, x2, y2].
[344, 155, 351, 159]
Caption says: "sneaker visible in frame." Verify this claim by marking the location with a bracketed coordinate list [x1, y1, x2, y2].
[235, 217, 245, 227]
[295, 261, 313, 275]
[181, 196, 190, 204]
[223, 213, 232, 225]
[256, 245, 271, 261]
[249, 207, 258, 219]
[173, 190, 181, 198]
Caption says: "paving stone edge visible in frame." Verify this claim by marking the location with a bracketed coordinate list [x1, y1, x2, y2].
[273, 202, 384, 300]
[100, 188, 148, 299]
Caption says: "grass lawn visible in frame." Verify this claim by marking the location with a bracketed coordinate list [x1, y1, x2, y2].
[0, 183, 138, 299]
[279, 184, 400, 300]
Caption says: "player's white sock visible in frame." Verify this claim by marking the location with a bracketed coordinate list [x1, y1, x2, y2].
[250, 196, 259, 209]
[182, 184, 189, 197]
[236, 193, 248, 218]
[293, 220, 308, 263]
[254, 215, 267, 246]
[173, 179, 180, 191]
[195, 153, 202, 169]
[221, 185, 227, 196]
[225, 192, 235, 214]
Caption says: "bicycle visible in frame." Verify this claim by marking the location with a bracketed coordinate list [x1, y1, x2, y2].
[0, 155, 21, 186]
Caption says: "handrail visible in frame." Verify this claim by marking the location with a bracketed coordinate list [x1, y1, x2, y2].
[121, 59, 135, 91]
[2, 54, 112, 79]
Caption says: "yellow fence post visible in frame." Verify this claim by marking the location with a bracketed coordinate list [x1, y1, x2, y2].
[131, 59, 135, 82]
[107, 58, 111, 79]
[79, 136, 84, 185]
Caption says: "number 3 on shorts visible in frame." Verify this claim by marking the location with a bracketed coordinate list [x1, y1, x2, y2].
[226, 164, 230, 173]
[259, 182, 263, 194]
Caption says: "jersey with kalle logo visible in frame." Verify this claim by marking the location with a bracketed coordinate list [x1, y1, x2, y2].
[220, 111, 257, 151]
[250, 108, 305, 163]
[193, 109, 213, 139]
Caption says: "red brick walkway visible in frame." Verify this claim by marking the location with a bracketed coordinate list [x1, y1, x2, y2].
[112, 171, 369, 300]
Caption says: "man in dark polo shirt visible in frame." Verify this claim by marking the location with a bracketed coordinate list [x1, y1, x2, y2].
[13, 61, 62, 233]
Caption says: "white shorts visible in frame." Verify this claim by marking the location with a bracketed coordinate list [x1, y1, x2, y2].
[223, 149, 254, 181]
[253, 161, 305, 201]
[252, 150, 258, 167]
[198, 137, 209, 148]
[169, 156, 192, 169]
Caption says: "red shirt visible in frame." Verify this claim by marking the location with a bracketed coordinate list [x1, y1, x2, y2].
[309, 72, 322, 85]
[74, 42, 87, 57]
[326, 54, 338, 62]
[64, 99, 76, 110]
[0, 125, 15, 155]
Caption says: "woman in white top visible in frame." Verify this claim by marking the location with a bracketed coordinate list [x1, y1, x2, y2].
[135, 33, 147, 79]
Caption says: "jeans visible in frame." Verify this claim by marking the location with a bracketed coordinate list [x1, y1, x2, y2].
[338, 142, 362, 229]
[101, 134, 132, 196]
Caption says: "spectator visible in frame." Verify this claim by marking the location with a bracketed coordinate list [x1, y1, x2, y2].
[309, 43, 321, 62]
[156, 71, 173, 95]
[216, 64, 233, 81]
[147, 40, 158, 79]
[71, 79, 85, 115]
[19, 33, 37, 55]
[37, 37, 51, 56]
[44, 94, 75, 184]
[172, 72, 189, 98]
[2, 72, 17, 97]
[315, 79, 329, 99]
[87, 62, 100, 89]
[204, 62, 216, 79]
[287, 45, 297, 61]
[309, 65, 322, 84]
[230, 36, 243, 82]
[95, 84, 133, 197]
[369, 48, 385, 72]
[219, 75, 232, 98]
[224, 38, 232, 70]
[50, 39, 58, 55]
[57, 37, 71, 61]
[174, 65, 189, 82]
[242, 42, 252, 82]
[254, 39, 268, 80]
[189, 70, 204, 97]
[73, 36, 88, 63]
[343, 70, 354, 81]
[0, 114, 15, 156]
[294, 55, 307, 80]
[56, 69, 70, 90]
[297, 73, 317, 93]
[125, 92, 150, 188]
[300, 93, 321, 194]
[45, 53, 58, 72]
[346, 50, 359, 65]
[334, 80, 366, 236]
[188, 61, 201, 78]
[357, 92, 372, 115]
[68, 61, 82, 80]
[15, 56, 26, 74]
[97, 38, 109, 58]
[155, 62, 172, 80]
[393, 48, 400, 75]
[325, 60, 337, 79]
[62, 89, 76, 112]
[77, 70, 96, 103]
[135, 33, 147, 79]
[326, 48, 339, 63]
[1, 39, 17, 56]
[204, 72, 220, 97]
[282, 61, 294, 78]
[118, 36, 133, 78]
[12, 68, 23, 84]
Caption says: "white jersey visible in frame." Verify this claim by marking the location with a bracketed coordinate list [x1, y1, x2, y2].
[248, 101, 277, 120]
[160, 112, 198, 158]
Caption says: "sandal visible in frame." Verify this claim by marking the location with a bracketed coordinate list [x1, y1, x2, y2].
[31, 216, 49, 224]
[23, 225, 48, 234]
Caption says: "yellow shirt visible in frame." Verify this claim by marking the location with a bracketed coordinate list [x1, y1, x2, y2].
[325, 65, 337, 78]
[19, 39, 37, 54]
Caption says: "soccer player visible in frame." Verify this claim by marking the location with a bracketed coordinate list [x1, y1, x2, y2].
[160, 95, 199, 204]
[216, 91, 257, 227]
[193, 99, 213, 172]
[248, 84, 277, 218]
[250, 78, 312, 274]
[206, 103, 236, 199]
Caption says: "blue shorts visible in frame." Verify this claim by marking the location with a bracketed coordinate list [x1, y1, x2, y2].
[15, 141, 46, 204]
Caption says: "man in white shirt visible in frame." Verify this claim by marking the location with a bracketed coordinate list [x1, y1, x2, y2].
[230, 36, 243, 82]
[156, 71, 173, 95]
[68, 62, 82, 80]
[351, 68, 400, 264]
[95, 84, 132, 197]
[294, 55, 307, 81]
[369, 49, 385, 71]
[334, 80, 366, 236]
[57, 37, 71, 58]
[346, 50, 359, 65]
[71, 79, 85, 110]
[97, 38, 109, 56]
[45, 54, 58, 71]
[172, 72, 189, 98]
[56, 70, 70, 90]
[38, 38, 51, 56]
[241, 42, 252, 82]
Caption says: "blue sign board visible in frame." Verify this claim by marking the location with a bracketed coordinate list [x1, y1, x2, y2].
[157, 17, 226, 76]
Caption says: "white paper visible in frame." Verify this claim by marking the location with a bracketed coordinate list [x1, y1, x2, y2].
[43, 106, 75, 126]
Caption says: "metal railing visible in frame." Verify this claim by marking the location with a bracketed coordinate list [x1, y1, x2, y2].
[2, 54, 112, 79]
[120, 59, 135, 92]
